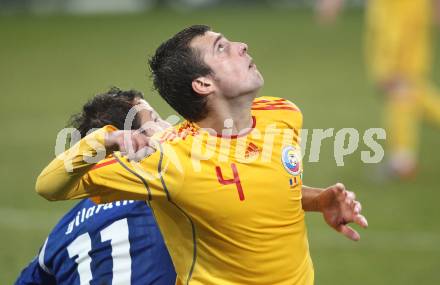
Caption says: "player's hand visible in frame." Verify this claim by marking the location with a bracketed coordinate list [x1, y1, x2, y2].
[315, 0, 344, 24]
[317, 183, 368, 241]
[105, 130, 156, 161]
[135, 98, 172, 136]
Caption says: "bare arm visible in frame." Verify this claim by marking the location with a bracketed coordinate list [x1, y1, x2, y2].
[302, 183, 368, 241]
[301, 185, 324, 212]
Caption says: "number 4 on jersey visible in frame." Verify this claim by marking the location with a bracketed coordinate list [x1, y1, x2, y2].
[215, 163, 245, 201]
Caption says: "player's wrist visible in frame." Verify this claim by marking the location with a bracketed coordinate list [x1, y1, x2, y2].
[302, 185, 325, 212]
[315, 191, 327, 213]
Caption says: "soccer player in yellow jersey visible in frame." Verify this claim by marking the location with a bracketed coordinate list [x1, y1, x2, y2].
[317, 0, 440, 178]
[37, 25, 367, 284]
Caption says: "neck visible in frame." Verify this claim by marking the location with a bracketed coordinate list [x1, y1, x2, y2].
[196, 92, 256, 135]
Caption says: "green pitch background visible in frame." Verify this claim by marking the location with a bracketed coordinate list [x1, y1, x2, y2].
[1, 7, 439, 284]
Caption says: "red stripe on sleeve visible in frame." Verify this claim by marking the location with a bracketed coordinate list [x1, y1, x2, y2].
[91, 158, 118, 170]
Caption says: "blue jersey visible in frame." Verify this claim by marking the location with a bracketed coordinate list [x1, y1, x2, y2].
[15, 199, 176, 285]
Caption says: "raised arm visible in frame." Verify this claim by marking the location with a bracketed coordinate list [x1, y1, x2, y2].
[36, 126, 153, 201]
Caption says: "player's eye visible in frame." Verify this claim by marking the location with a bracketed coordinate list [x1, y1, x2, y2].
[218, 44, 225, 52]
[150, 112, 158, 122]
[139, 128, 148, 135]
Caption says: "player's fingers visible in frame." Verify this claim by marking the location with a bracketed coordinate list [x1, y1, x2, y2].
[132, 135, 152, 161]
[135, 134, 150, 150]
[139, 121, 161, 137]
[131, 136, 142, 158]
[138, 133, 151, 149]
[133, 146, 156, 161]
[335, 183, 345, 192]
[334, 183, 346, 201]
[346, 190, 356, 200]
[144, 127, 158, 137]
[126, 135, 140, 160]
[353, 214, 368, 228]
[353, 201, 362, 214]
[118, 136, 128, 155]
[337, 224, 360, 241]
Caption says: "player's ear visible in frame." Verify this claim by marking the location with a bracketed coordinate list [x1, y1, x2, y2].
[192, 76, 214, 96]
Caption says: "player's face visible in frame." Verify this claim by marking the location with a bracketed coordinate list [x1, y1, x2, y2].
[191, 31, 264, 98]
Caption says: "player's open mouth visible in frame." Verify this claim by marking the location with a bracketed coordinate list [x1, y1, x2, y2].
[249, 60, 255, 69]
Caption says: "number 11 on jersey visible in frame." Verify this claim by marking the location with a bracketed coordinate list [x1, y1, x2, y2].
[67, 218, 131, 284]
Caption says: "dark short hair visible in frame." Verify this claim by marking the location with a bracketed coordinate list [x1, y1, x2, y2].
[149, 25, 212, 122]
[69, 87, 144, 137]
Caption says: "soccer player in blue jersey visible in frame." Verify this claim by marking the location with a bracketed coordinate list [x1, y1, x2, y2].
[16, 87, 175, 285]
[15, 199, 175, 285]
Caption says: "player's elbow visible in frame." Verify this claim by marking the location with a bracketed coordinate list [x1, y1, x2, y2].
[35, 174, 63, 201]
[35, 177, 55, 201]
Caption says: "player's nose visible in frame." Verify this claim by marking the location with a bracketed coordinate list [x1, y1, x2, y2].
[238, 42, 248, 56]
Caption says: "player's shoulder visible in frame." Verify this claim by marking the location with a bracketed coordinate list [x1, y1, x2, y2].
[156, 122, 200, 140]
[252, 96, 303, 129]
[152, 121, 201, 150]
[50, 199, 148, 239]
[252, 96, 301, 112]
[40, 201, 91, 263]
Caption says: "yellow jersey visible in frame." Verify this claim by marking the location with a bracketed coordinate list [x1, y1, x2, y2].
[366, 0, 432, 82]
[37, 96, 314, 285]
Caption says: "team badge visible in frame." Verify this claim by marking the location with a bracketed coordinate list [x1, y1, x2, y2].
[281, 146, 301, 176]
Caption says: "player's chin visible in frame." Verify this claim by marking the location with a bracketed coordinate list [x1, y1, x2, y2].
[253, 73, 264, 87]
[242, 72, 264, 91]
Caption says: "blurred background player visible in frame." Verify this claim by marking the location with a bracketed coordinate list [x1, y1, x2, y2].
[316, 0, 440, 178]
[15, 88, 176, 285]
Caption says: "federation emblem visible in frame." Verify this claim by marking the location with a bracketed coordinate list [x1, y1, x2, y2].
[281, 146, 301, 176]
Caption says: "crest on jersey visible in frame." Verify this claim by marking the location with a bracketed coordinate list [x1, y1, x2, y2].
[281, 146, 301, 176]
